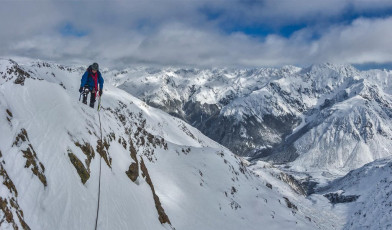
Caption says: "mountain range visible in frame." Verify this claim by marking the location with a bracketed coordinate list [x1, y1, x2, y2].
[0, 58, 320, 229]
[110, 63, 392, 176]
[0, 58, 391, 229]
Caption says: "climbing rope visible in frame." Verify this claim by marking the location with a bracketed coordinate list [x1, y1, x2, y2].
[94, 97, 103, 230]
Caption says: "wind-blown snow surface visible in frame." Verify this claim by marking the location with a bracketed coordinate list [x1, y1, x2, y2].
[0, 59, 320, 229]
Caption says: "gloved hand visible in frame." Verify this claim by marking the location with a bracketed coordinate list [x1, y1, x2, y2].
[79, 87, 83, 93]
[99, 90, 103, 96]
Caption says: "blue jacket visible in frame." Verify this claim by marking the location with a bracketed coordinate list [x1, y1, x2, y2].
[80, 66, 104, 90]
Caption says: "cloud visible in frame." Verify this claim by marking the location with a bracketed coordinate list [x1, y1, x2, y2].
[315, 17, 392, 63]
[1, 0, 392, 68]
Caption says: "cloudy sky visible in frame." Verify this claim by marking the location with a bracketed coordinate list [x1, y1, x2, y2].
[2, 0, 392, 69]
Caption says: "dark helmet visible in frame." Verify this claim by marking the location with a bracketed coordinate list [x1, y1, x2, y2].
[91, 62, 99, 71]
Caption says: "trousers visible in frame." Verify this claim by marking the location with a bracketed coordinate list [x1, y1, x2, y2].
[82, 87, 96, 108]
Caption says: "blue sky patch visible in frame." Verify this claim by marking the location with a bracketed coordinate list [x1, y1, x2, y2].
[199, 6, 223, 21]
[224, 23, 308, 39]
[60, 23, 88, 37]
[354, 62, 392, 71]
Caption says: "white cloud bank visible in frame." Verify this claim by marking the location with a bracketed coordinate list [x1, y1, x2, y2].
[1, 0, 392, 68]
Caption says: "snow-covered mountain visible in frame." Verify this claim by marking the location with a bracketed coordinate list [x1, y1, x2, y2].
[2, 58, 391, 230]
[111, 66, 302, 158]
[316, 157, 392, 229]
[249, 156, 392, 230]
[108, 64, 392, 175]
[0, 58, 325, 229]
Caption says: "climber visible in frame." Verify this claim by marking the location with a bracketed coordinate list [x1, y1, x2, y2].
[79, 62, 104, 108]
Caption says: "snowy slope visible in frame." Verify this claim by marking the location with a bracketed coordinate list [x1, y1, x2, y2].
[0, 58, 322, 229]
[249, 156, 392, 230]
[315, 156, 392, 229]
